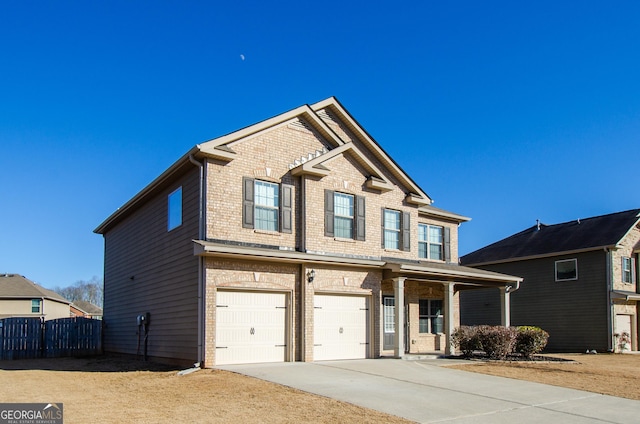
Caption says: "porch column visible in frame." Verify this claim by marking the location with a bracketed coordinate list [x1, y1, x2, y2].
[499, 286, 511, 327]
[393, 277, 406, 358]
[443, 282, 456, 355]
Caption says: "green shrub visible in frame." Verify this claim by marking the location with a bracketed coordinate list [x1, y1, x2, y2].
[514, 326, 549, 358]
[477, 325, 518, 359]
[451, 326, 482, 358]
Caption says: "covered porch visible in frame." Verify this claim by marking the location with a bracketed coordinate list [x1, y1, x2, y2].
[382, 261, 522, 357]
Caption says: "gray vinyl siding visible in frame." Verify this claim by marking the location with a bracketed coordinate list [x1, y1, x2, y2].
[461, 250, 609, 352]
[102, 167, 200, 364]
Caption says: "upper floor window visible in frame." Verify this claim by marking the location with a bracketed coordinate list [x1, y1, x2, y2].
[382, 209, 410, 250]
[555, 258, 577, 281]
[254, 181, 279, 231]
[243, 178, 292, 233]
[418, 224, 443, 260]
[31, 299, 41, 314]
[324, 190, 365, 240]
[334, 193, 354, 238]
[419, 299, 443, 334]
[168, 187, 182, 231]
[622, 257, 636, 284]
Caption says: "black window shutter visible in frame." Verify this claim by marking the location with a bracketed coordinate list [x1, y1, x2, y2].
[242, 177, 254, 229]
[355, 195, 366, 241]
[402, 212, 411, 251]
[280, 184, 293, 233]
[444, 227, 451, 263]
[324, 190, 334, 237]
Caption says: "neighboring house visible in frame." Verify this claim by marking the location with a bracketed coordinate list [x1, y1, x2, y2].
[0, 274, 71, 321]
[460, 209, 640, 353]
[70, 300, 103, 319]
[94, 97, 521, 367]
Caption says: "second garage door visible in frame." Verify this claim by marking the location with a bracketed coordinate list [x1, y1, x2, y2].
[216, 290, 288, 365]
[314, 294, 369, 361]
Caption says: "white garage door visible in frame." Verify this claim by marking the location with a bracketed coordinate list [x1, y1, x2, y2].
[314, 294, 369, 361]
[615, 314, 632, 352]
[216, 291, 287, 365]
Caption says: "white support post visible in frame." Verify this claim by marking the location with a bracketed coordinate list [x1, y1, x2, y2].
[499, 287, 511, 327]
[393, 277, 406, 358]
[444, 282, 456, 355]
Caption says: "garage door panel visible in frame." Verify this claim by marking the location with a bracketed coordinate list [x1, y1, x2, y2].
[314, 294, 368, 361]
[216, 291, 287, 365]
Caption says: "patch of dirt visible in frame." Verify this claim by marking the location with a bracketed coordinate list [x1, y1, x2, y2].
[0, 356, 411, 424]
[447, 353, 640, 400]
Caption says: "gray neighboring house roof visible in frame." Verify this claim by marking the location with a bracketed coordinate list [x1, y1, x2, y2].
[0, 274, 70, 303]
[71, 300, 103, 315]
[461, 209, 640, 266]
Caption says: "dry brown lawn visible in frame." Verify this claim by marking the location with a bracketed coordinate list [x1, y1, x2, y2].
[447, 353, 640, 401]
[0, 356, 411, 424]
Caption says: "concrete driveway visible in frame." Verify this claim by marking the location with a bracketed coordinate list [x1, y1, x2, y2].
[219, 359, 640, 423]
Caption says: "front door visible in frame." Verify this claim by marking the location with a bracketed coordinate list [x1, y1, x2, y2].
[383, 297, 395, 350]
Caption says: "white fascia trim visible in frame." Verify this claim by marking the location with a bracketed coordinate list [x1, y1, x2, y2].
[391, 263, 523, 283]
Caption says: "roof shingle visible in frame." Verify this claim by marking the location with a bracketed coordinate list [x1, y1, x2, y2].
[461, 209, 640, 265]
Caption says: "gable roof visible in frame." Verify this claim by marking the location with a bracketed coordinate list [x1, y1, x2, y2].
[0, 274, 70, 304]
[71, 300, 103, 315]
[96, 97, 461, 234]
[461, 209, 640, 266]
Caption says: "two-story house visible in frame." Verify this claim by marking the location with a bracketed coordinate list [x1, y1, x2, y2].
[0, 274, 71, 320]
[95, 97, 521, 367]
[460, 209, 640, 352]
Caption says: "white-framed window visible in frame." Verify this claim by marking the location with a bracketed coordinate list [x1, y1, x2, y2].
[31, 299, 41, 314]
[254, 180, 279, 231]
[383, 209, 401, 249]
[419, 299, 443, 334]
[168, 187, 183, 231]
[334, 192, 354, 239]
[622, 257, 636, 284]
[418, 224, 444, 260]
[555, 258, 577, 281]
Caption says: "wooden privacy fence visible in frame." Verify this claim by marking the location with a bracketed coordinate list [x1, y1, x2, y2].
[0, 316, 102, 360]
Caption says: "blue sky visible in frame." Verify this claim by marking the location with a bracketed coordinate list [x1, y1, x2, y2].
[1, 1, 639, 289]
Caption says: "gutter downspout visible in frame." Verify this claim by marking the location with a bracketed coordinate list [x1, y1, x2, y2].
[605, 247, 613, 352]
[189, 154, 205, 366]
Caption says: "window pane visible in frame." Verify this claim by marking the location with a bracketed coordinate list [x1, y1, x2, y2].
[168, 187, 182, 231]
[335, 216, 353, 238]
[255, 206, 278, 231]
[430, 300, 443, 316]
[418, 242, 427, 258]
[432, 316, 443, 334]
[419, 318, 429, 333]
[419, 299, 428, 316]
[384, 230, 399, 249]
[254, 181, 279, 207]
[556, 259, 577, 280]
[31, 299, 41, 313]
[429, 244, 443, 260]
[622, 258, 632, 283]
[418, 224, 427, 242]
[384, 210, 400, 230]
[383, 298, 395, 333]
[428, 226, 443, 243]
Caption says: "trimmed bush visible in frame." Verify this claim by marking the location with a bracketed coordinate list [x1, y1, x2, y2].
[514, 326, 549, 358]
[477, 325, 518, 359]
[451, 326, 481, 358]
